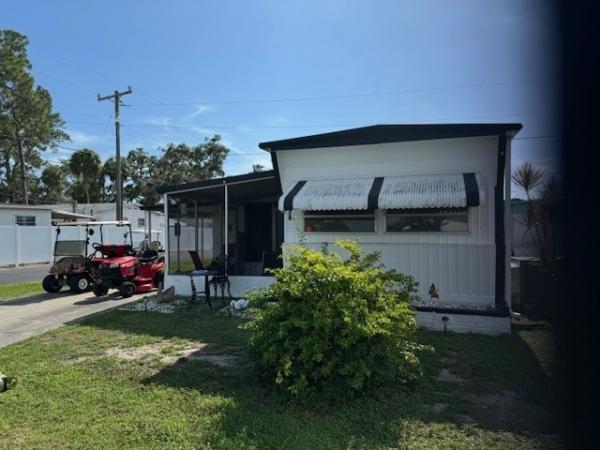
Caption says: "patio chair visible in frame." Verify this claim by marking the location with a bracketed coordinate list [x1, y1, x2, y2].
[188, 250, 205, 270]
[207, 254, 232, 304]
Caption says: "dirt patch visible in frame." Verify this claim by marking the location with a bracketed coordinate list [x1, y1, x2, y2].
[439, 357, 456, 365]
[436, 368, 466, 384]
[454, 414, 476, 424]
[182, 353, 238, 367]
[465, 390, 556, 433]
[104, 341, 239, 367]
[431, 403, 448, 414]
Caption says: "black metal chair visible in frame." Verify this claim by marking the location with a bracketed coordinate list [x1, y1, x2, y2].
[188, 250, 205, 270]
[207, 254, 232, 304]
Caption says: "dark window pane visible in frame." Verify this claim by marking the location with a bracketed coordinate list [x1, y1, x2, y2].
[15, 216, 36, 226]
[305, 216, 374, 232]
[386, 213, 468, 232]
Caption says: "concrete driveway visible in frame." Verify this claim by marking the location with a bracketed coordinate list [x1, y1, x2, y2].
[0, 290, 149, 348]
[0, 264, 51, 285]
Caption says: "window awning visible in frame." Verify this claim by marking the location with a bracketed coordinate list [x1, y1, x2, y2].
[378, 173, 484, 210]
[279, 173, 483, 211]
[279, 177, 376, 211]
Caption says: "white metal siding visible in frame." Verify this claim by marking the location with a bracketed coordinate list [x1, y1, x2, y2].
[277, 135, 501, 306]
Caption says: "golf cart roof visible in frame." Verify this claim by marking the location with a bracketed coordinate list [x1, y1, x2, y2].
[56, 221, 131, 227]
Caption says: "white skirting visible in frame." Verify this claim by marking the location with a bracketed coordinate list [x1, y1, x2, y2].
[163, 274, 509, 335]
[415, 310, 511, 335]
[163, 274, 276, 299]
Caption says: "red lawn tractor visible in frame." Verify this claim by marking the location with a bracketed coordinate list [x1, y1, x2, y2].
[42, 221, 117, 294]
[91, 224, 165, 298]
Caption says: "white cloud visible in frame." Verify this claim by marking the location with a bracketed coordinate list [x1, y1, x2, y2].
[187, 104, 216, 119]
[142, 116, 173, 127]
[68, 130, 99, 145]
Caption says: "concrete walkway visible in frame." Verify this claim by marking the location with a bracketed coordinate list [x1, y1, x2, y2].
[0, 290, 148, 348]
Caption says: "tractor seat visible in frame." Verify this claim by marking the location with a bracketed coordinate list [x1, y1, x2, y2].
[139, 249, 158, 263]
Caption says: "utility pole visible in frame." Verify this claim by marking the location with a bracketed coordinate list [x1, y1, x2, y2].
[97, 86, 132, 221]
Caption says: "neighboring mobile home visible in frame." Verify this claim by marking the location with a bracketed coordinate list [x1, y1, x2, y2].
[158, 124, 522, 334]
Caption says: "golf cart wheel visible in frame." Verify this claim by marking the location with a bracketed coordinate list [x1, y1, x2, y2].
[68, 275, 91, 293]
[42, 275, 62, 293]
[119, 281, 136, 298]
[92, 284, 109, 297]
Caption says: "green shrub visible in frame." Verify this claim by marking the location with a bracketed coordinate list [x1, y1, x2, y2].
[243, 240, 430, 398]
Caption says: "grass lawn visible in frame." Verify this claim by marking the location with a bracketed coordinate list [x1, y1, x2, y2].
[0, 280, 44, 302]
[0, 308, 561, 449]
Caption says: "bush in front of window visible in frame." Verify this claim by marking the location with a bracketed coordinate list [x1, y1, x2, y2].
[243, 240, 431, 399]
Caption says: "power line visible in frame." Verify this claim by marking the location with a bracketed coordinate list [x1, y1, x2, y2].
[125, 78, 558, 107]
[61, 110, 555, 130]
[44, 134, 560, 165]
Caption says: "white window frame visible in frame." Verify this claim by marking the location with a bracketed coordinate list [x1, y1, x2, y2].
[15, 215, 36, 226]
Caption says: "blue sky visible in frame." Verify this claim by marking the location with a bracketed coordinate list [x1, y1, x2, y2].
[2, 0, 559, 196]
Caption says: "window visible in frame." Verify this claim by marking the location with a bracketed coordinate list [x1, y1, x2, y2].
[386, 209, 468, 232]
[15, 215, 36, 226]
[304, 211, 375, 233]
[138, 218, 145, 227]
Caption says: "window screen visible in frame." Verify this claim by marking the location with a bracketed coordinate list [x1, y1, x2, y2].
[386, 209, 468, 232]
[55, 240, 88, 256]
[304, 211, 375, 233]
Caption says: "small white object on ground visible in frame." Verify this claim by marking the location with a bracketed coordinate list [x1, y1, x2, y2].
[230, 298, 249, 310]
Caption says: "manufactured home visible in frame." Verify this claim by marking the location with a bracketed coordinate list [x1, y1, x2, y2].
[158, 124, 522, 334]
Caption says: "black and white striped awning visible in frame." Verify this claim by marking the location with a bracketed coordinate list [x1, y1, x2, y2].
[279, 173, 483, 211]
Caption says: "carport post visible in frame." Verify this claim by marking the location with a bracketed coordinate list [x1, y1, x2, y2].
[224, 183, 229, 257]
[147, 209, 152, 241]
[194, 200, 198, 253]
[200, 216, 204, 260]
[163, 193, 169, 274]
[15, 225, 20, 267]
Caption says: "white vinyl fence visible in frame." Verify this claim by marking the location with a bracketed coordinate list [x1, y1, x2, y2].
[0, 225, 165, 267]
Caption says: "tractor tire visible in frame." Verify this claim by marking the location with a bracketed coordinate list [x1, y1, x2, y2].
[154, 270, 165, 288]
[68, 275, 91, 293]
[119, 281, 136, 298]
[42, 275, 62, 293]
[92, 284, 109, 297]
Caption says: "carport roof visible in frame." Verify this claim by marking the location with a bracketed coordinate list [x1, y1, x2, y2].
[156, 170, 276, 195]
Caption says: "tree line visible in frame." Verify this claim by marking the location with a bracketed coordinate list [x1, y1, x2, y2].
[28, 138, 229, 206]
[1, 29, 230, 206]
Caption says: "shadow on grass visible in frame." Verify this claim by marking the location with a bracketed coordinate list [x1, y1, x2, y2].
[0, 290, 74, 306]
[83, 310, 561, 449]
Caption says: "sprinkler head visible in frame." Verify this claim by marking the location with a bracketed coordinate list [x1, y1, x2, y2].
[442, 316, 449, 333]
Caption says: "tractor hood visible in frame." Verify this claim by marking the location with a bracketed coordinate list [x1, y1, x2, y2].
[98, 256, 137, 268]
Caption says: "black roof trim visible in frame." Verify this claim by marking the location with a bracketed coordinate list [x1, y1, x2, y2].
[157, 170, 275, 194]
[258, 123, 523, 151]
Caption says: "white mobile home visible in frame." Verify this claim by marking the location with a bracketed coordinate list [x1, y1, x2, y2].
[159, 124, 522, 334]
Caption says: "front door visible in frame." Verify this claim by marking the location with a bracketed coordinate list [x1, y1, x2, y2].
[244, 203, 273, 263]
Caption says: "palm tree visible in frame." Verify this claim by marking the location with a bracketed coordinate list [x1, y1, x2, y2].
[68, 148, 101, 204]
